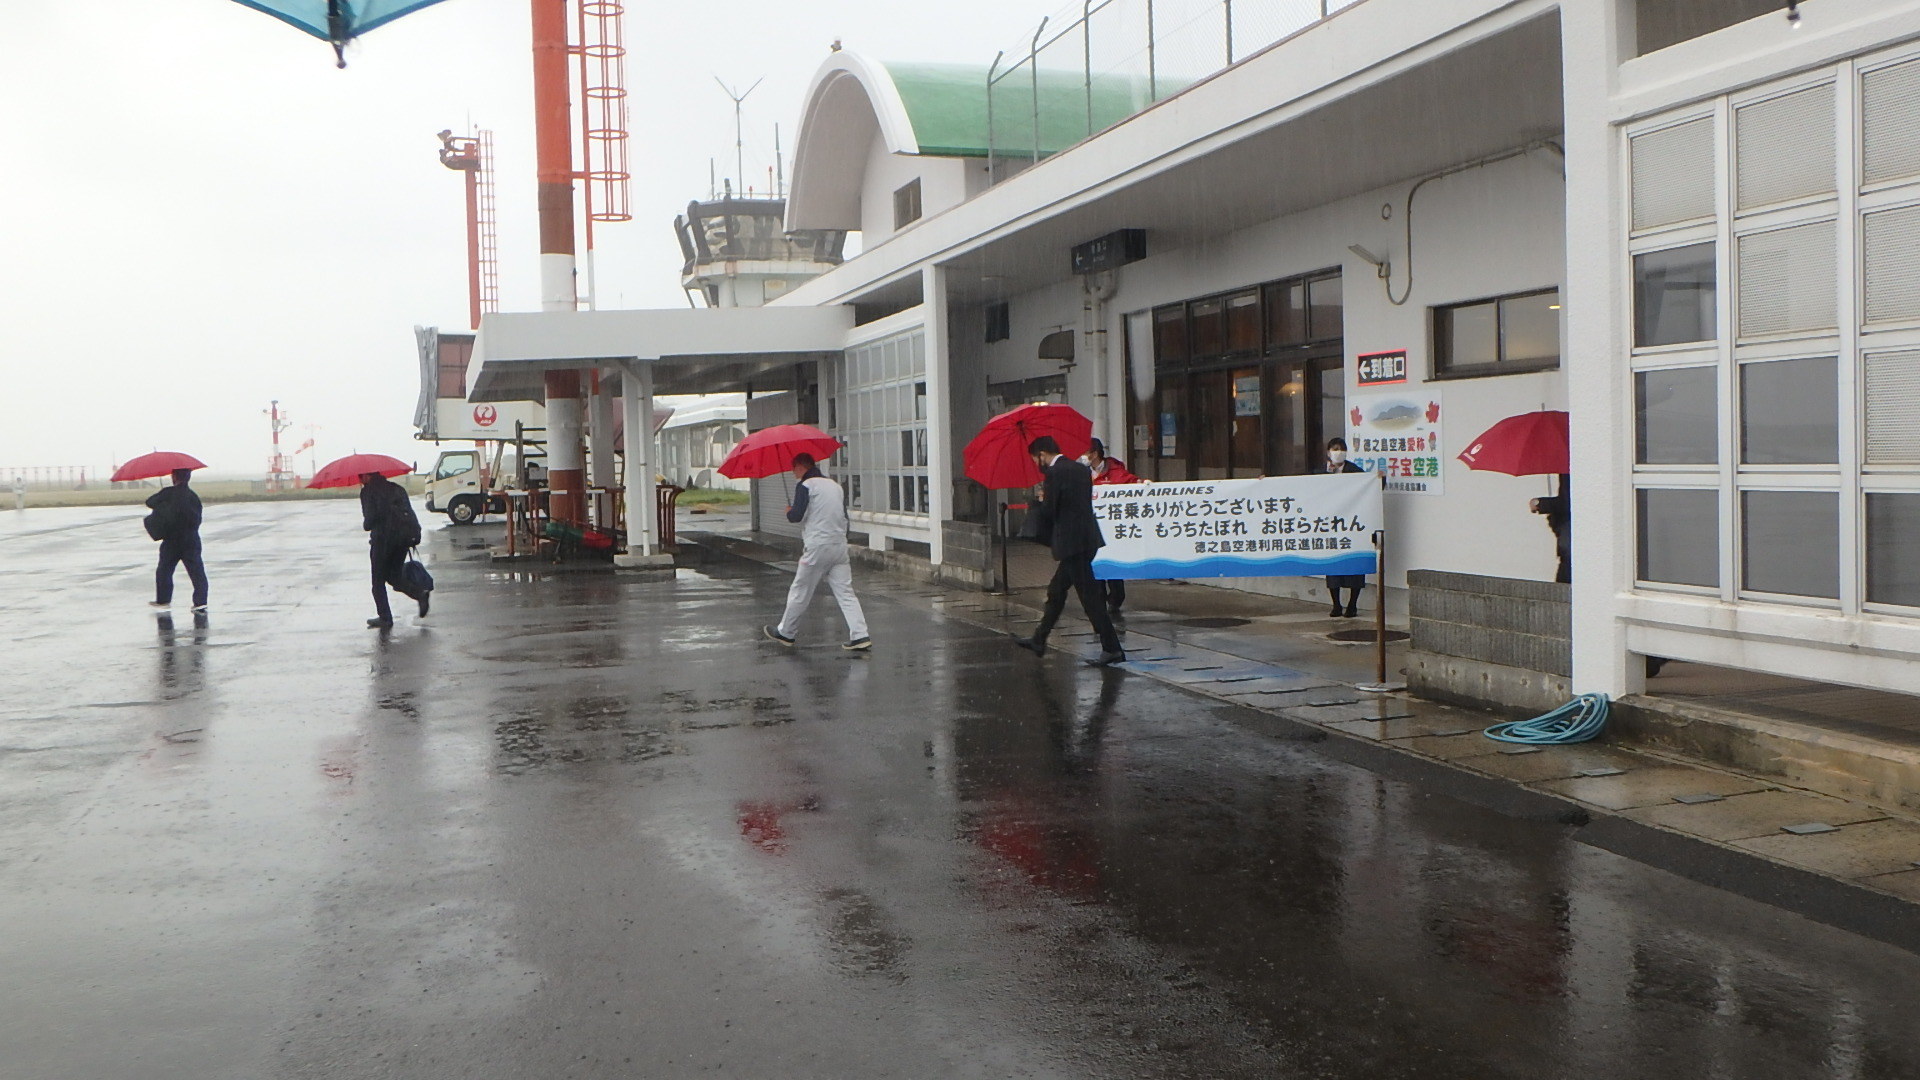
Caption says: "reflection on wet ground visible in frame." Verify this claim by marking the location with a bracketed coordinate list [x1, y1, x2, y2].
[2, 500, 1918, 1079]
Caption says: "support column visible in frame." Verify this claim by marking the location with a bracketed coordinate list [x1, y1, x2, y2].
[923, 263, 952, 566]
[1563, 0, 1641, 698]
[587, 369, 615, 528]
[545, 369, 585, 527]
[614, 360, 665, 568]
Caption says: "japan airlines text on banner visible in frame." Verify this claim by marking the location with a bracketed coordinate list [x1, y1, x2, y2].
[1090, 472, 1382, 580]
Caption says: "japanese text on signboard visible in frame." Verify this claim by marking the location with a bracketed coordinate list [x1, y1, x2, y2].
[1091, 473, 1381, 580]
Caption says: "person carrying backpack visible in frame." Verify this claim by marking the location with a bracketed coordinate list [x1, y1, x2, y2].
[145, 469, 208, 612]
[360, 471, 427, 628]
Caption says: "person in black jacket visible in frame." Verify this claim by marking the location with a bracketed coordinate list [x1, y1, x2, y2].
[1010, 437, 1125, 666]
[145, 469, 208, 611]
[1324, 438, 1367, 617]
[360, 471, 425, 628]
[1530, 474, 1571, 584]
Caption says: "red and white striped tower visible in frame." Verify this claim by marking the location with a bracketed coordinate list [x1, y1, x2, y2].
[532, 0, 585, 526]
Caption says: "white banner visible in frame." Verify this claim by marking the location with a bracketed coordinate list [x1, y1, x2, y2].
[1090, 473, 1382, 580]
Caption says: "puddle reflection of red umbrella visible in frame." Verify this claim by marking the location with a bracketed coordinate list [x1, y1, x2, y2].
[308, 453, 413, 489]
[963, 403, 1093, 491]
[1456, 410, 1570, 477]
[111, 451, 207, 482]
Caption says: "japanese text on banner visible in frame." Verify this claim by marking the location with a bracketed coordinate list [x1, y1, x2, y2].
[1090, 473, 1381, 580]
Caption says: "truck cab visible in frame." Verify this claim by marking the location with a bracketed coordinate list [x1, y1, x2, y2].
[424, 450, 500, 525]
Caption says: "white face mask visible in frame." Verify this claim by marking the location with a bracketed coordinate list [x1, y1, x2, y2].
[1327, 450, 1347, 465]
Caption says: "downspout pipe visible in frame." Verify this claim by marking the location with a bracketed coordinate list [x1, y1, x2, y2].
[1082, 269, 1119, 445]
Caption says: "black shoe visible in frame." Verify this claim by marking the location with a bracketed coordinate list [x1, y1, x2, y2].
[367, 617, 393, 629]
[418, 592, 431, 618]
[1090, 650, 1126, 667]
[842, 637, 872, 651]
[1343, 606, 1358, 619]
[1011, 636, 1046, 657]
[763, 625, 795, 646]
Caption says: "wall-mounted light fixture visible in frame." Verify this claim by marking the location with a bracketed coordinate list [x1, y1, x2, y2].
[1787, 2, 1802, 28]
[1348, 243, 1391, 280]
[1038, 328, 1076, 370]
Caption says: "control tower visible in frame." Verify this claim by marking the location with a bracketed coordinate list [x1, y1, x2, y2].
[673, 193, 845, 308]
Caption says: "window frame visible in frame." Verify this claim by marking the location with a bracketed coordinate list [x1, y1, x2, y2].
[1430, 287, 1563, 380]
[892, 179, 922, 231]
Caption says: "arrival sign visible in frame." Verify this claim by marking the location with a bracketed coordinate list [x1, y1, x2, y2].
[1091, 473, 1381, 580]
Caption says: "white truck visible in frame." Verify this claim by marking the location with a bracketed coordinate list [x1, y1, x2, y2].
[423, 446, 544, 525]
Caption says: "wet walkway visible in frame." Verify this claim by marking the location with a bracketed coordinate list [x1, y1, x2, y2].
[4, 500, 1920, 1079]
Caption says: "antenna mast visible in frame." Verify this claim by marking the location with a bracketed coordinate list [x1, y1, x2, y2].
[715, 76, 763, 195]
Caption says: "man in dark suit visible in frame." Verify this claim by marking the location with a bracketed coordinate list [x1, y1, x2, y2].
[145, 468, 208, 612]
[1010, 437, 1125, 666]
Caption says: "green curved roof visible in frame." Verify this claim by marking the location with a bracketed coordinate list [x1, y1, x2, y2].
[882, 60, 1174, 159]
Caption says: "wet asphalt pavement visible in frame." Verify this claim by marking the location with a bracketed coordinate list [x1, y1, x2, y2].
[5, 499, 1920, 1080]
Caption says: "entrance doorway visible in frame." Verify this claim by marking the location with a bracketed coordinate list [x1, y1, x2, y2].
[1133, 269, 1344, 480]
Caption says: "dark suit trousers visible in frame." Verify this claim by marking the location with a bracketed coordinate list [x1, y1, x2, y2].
[1036, 554, 1122, 654]
[156, 538, 208, 607]
[370, 534, 416, 621]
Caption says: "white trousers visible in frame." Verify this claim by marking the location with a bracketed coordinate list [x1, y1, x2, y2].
[777, 543, 868, 640]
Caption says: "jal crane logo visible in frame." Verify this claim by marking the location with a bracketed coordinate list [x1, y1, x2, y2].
[472, 405, 499, 428]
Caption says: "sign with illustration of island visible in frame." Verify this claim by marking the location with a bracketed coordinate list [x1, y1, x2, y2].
[1348, 391, 1444, 495]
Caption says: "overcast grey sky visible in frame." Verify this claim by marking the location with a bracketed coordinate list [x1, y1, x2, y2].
[0, 0, 1059, 478]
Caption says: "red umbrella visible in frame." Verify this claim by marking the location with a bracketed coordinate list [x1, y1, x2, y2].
[963, 403, 1093, 490]
[308, 453, 413, 490]
[717, 424, 843, 480]
[1457, 410, 1569, 476]
[111, 451, 207, 482]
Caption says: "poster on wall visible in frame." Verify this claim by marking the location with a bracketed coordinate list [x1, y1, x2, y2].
[1090, 472, 1381, 580]
[1349, 390, 1444, 495]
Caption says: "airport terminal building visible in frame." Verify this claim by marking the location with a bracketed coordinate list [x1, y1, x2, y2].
[471, 0, 1920, 715]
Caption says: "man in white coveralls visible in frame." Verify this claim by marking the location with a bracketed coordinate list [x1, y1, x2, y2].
[763, 453, 871, 651]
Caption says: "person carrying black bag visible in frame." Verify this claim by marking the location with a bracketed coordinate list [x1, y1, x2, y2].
[145, 468, 208, 612]
[360, 471, 427, 628]
[1009, 437, 1125, 667]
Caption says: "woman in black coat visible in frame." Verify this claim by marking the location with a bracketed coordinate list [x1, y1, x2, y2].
[1323, 438, 1366, 618]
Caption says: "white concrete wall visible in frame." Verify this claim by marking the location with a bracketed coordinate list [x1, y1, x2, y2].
[977, 154, 1570, 600]
[857, 135, 990, 243]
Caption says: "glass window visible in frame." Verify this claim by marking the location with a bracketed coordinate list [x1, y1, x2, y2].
[1438, 301, 1499, 368]
[435, 452, 476, 480]
[1740, 356, 1837, 464]
[1225, 291, 1261, 353]
[1501, 290, 1560, 363]
[1308, 275, 1343, 340]
[1191, 370, 1231, 479]
[1189, 298, 1225, 359]
[1156, 376, 1186, 474]
[1265, 280, 1306, 347]
[1742, 490, 1839, 598]
[1638, 488, 1719, 587]
[1434, 289, 1561, 376]
[1635, 243, 1717, 347]
[1635, 367, 1718, 465]
[892, 179, 922, 229]
[1230, 368, 1263, 478]
[1867, 493, 1920, 607]
[1153, 305, 1188, 365]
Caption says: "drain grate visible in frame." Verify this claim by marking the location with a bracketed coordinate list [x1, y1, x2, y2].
[1325, 629, 1411, 643]
[1178, 617, 1252, 629]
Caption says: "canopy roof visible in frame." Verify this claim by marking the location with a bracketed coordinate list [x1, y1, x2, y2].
[468, 307, 854, 403]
